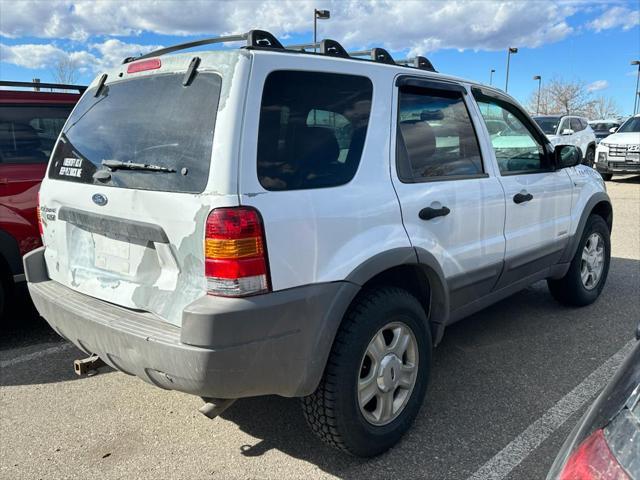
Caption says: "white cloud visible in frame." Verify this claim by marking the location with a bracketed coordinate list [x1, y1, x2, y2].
[588, 6, 640, 32]
[586, 80, 609, 92]
[0, 0, 586, 55]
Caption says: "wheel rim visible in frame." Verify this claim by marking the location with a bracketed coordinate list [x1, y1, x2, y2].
[357, 321, 418, 426]
[580, 232, 605, 290]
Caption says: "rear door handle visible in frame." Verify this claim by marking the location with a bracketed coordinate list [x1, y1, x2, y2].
[513, 192, 533, 204]
[419, 206, 450, 220]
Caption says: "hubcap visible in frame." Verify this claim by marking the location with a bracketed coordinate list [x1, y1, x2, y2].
[580, 232, 605, 290]
[357, 322, 418, 426]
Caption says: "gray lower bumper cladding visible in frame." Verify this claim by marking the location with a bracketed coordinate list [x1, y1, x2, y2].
[24, 247, 357, 399]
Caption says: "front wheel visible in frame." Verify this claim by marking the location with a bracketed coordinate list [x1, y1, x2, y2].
[547, 215, 611, 306]
[302, 287, 431, 457]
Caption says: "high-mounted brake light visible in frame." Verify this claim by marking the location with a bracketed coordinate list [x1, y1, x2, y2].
[559, 429, 629, 480]
[127, 58, 161, 74]
[205, 207, 270, 297]
[36, 191, 44, 238]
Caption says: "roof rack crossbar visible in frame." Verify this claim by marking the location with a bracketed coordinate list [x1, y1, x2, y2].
[285, 42, 320, 51]
[396, 56, 437, 72]
[0, 80, 86, 92]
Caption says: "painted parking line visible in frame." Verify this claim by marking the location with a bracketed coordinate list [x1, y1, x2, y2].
[467, 339, 635, 480]
[0, 342, 75, 369]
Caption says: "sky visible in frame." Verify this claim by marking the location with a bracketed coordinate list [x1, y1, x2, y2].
[1, 0, 639, 115]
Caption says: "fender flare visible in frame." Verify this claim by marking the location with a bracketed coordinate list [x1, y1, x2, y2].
[559, 192, 612, 264]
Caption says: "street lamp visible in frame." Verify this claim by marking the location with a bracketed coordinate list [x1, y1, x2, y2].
[314, 9, 330, 52]
[505, 47, 518, 92]
[533, 75, 542, 115]
[632, 60, 640, 115]
[489, 69, 495, 86]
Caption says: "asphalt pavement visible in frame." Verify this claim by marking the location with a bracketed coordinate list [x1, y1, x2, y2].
[1, 175, 639, 480]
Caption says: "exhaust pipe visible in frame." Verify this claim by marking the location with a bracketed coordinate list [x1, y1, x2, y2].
[74, 354, 105, 376]
[199, 397, 236, 419]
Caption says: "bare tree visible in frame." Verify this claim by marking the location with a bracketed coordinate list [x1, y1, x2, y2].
[526, 77, 597, 116]
[51, 56, 79, 84]
[585, 96, 620, 119]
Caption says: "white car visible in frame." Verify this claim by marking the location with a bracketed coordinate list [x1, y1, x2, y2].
[533, 115, 597, 167]
[24, 31, 613, 457]
[595, 114, 640, 180]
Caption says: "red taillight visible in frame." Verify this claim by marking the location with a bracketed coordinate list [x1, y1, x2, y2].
[204, 207, 270, 297]
[36, 192, 44, 237]
[127, 58, 161, 74]
[559, 429, 630, 480]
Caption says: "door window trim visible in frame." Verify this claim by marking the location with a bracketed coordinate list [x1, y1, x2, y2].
[395, 77, 488, 184]
[471, 86, 555, 176]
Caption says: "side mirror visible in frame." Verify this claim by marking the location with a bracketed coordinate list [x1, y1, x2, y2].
[609, 127, 617, 134]
[555, 144, 582, 169]
[561, 128, 575, 135]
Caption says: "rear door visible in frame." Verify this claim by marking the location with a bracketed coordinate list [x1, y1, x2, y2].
[0, 103, 72, 256]
[473, 88, 573, 288]
[391, 78, 506, 311]
[39, 57, 245, 326]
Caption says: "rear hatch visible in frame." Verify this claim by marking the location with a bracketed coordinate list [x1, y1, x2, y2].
[40, 53, 242, 326]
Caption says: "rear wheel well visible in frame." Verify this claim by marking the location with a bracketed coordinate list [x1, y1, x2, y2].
[591, 201, 613, 232]
[357, 264, 434, 338]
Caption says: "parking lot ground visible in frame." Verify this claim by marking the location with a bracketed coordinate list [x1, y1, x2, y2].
[1, 176, 639, 480]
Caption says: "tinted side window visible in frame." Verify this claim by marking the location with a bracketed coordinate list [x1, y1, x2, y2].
[476, 98, 548, 174]
[257, 71, 372, 191]
[396, 86, 483, 181]
[570, 118, 582, 132]
[0, 105, 72, 164]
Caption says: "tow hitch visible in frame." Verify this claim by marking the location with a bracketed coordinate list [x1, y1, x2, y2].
[199, 397, 236, 419]
[74, 354, 105, 376]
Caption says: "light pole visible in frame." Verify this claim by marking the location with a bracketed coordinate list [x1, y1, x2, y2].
[533, 75, 542, 115]
[313, 9, 330, 52]
[632, 60, 640, 115]
[489, 69, 495, 86]
[505, 47, 518, 92]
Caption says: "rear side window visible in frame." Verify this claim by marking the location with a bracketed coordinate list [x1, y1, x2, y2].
[257, 71, 372, 191]
[570, 118, 582, 132]
[49, 73, 221, 194]
[0, 105, 73, 164]
[396, 86, 483, 181]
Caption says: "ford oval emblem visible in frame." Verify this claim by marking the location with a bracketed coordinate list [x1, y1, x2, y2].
[92, 193, 108, 206]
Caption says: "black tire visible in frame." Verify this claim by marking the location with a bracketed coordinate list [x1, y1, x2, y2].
[547, 215, 611, 306]
[584, 147, 595, 167]
[0, 279, 4, 321]
[301, 286, 431, 457]
[601, 173, 613, 181]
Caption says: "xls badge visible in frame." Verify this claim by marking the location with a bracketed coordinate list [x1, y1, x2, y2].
[92, 193, 108, 206]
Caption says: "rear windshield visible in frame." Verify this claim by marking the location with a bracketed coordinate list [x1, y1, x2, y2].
[0, 105, 73, 164]
[49, 72, 221, 193]
[533, 116, 561, 135]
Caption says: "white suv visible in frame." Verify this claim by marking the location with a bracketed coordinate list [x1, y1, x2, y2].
[533, 115, 597, 166]
[24, 31, 613, 457]
[595, 114, 640, 180]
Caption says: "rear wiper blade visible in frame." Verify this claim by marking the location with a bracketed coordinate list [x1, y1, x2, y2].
[102, 159, 176, 173]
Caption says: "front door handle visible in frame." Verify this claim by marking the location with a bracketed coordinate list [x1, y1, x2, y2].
[513, 192, 533, 204]
[419, 206, 450, 220]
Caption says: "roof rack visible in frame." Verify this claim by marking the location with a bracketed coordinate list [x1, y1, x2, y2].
[0, 80, 86, 93]
[121, 29, 438, 74]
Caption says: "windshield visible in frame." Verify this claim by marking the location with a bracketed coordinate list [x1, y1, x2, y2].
[533, 116, 561, 135]
[617, 117, 640, 133]
[48, 72, 221, 193]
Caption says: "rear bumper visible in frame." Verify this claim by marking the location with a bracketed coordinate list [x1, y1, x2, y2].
[25, 247, 357, 399]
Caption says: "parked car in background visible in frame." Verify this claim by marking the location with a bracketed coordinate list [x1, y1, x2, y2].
[24, 31, 613, 457]
[533, 115, 597, 166]
[595, 114, 640, 181]
[589, 119, 622, 144]
[0, 80, 84, 318]
[547, 324, 640, 479]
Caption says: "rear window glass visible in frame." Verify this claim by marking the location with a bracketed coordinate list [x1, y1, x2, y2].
[533, 116, 561, 135]
[48, 73, 221, 194]
[0, 105, 73, 164]
[257, 70, 373, 191]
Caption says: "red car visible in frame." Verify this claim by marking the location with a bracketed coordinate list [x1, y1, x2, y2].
[0, 80, 84, 318]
